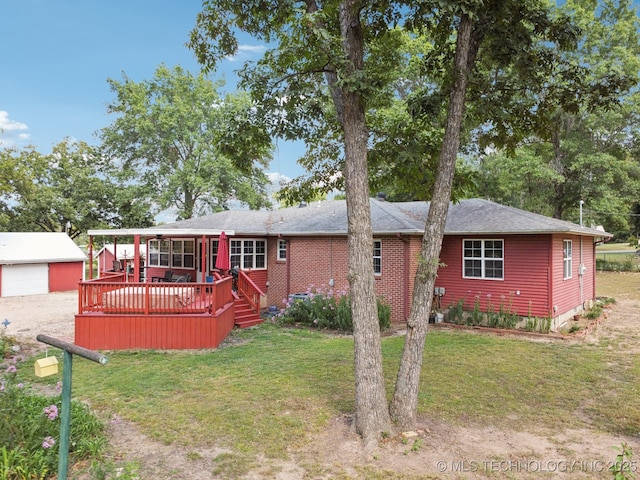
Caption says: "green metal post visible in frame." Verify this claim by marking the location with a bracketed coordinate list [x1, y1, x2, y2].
[58, 349, 73, 480]
[36, 334, 107, 480]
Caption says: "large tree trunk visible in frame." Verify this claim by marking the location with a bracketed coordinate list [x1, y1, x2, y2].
[389, 14, 480, 430]
[339, 0, 392, 447]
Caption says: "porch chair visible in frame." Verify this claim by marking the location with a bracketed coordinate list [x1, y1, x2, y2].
[152, 269, 174, 282]
[172, 273, 192, 283]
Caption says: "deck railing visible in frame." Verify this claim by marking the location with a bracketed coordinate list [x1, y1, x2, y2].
[78, 277, 234, 316]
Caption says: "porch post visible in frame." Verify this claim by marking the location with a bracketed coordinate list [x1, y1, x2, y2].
[201, 234, 207, 282]
[134, 235, 141, 283]
[88, 235, 94, 280]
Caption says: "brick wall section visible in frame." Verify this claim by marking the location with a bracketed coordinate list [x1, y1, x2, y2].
[264, 235, 413, 323]
[265, 238, 288, 309]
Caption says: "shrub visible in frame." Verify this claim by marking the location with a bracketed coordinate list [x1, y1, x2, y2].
[0, 327, 16, 360]
[275, 285, 390, 332]
[585, 304, 603, 320]
[0, 355, 106, 479]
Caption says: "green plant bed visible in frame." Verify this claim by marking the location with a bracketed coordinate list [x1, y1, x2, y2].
[275, 285, 391, 332]
[0, 357, 106, 479]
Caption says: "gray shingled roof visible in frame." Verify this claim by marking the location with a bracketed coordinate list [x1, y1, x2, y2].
[161, 198, 610, 238]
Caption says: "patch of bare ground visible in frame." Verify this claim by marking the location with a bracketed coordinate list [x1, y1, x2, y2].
[2, 291, 639, 479]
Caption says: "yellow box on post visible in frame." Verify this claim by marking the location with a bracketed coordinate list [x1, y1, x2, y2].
[34, 356, 59, 377]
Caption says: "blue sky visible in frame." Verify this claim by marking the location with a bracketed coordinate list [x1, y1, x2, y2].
[0, 1, 305, 180]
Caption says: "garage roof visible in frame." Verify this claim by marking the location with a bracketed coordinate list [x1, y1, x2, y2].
[0, 232, 87, 265]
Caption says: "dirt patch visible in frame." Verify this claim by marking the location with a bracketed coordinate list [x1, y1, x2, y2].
[2, 291, 639, 479]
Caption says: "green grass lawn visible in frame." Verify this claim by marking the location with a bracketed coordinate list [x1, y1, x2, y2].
[596, 242, 635, 252]
[58, 320, 640, 465]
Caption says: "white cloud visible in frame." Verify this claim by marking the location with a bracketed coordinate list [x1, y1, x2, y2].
[225, 43, 267, 62]
[238, 44, 267, 54]
[0, 111, 27, 132]
[266, 171, 292, 185]
[0, 111, 29, 147]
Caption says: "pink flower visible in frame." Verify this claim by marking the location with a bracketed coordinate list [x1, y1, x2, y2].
[5, 365, 16, 374]
[44, 405, 59, 420]
[42, 436, 56, 449]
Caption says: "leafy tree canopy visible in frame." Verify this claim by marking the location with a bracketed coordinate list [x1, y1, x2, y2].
[100, 64, 273, 220]
[0, 140, 153, 237]
[474, 0, 640, 234]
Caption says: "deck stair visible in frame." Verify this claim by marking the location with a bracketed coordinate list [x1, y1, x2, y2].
[234, 296, 263, 328]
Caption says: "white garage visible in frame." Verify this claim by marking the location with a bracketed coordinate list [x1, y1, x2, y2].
[0, 232, 87, 297]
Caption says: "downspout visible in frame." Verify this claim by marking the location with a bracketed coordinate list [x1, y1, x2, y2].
[329, 237, 333, 286]
[579, 201, 584, 310]
[579, 236, 584, 309]
[548, 236, 554, 321]
[397, 233, 410, 321]
[285, 235, 291, 297]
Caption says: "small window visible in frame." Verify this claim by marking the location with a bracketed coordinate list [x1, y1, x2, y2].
[463, 239, 503, 280]
[563, 240, 572, 279]
[373, 240, 382, 275]
[277, 239, 287, 261]
[148, 239, 170, 267]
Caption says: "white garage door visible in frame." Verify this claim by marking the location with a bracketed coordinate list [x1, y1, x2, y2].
[2, 264, 49, 297]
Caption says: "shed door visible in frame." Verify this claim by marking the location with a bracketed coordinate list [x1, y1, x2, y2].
[2, 264, 49, 297]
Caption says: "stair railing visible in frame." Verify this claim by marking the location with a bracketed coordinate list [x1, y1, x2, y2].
[236, 270, 265, 313]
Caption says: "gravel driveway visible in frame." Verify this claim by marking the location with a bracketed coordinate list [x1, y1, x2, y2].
[0, 291, 77, 347]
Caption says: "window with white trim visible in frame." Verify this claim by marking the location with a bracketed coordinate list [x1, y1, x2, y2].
[563, 240, 572, 279]
[230, 239, 267, 270]
[463, 239, 503, 279]
[277, 239, 287, 261]
[148, 239, 170, 267]
[373, 240, 382, 275]
[210, 239, 219, 271]
[171, 239, 195, 268]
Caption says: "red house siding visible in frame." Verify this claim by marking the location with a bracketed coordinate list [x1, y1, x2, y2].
[49, 262, 84, 292]
[436, 235, 552, 318]
[549, 234, 596, 320]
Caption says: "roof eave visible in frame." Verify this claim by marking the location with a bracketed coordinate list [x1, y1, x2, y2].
[88, 228, 235, 237]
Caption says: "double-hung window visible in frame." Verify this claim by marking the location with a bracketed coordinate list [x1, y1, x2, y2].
[148, 239, 170, 267]
[230, 239, 267, 270]
[463, 239, 503, 280]
[277, 239, 287, 261]
[373, 240, 382, 275]
[171, 239, 195, 268]
[563, 240, 572, 279]
[210, 239, 219, 271]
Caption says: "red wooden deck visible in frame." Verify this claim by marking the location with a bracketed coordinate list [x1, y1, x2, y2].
[74, 276, 241, 350]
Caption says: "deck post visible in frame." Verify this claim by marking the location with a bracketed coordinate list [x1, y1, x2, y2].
[36, 334, 108, 480]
